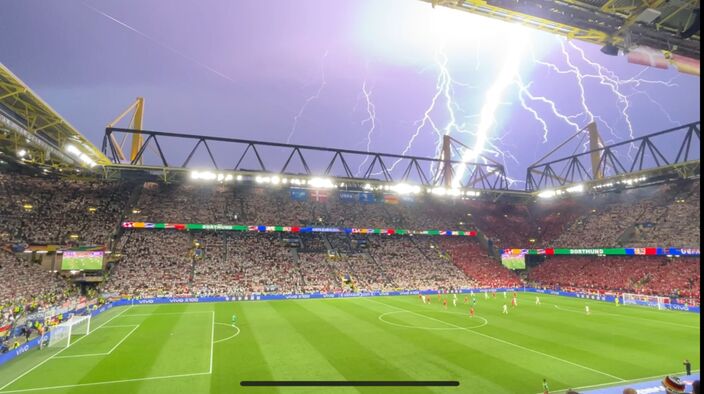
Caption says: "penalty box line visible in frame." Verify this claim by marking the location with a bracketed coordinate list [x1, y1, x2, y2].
[0, 309, 214, 393]
[53, 324, 140, 359]
[0, 306, 134, 392]
[120, 311, 214, 317]
[368, 298, 626, 382]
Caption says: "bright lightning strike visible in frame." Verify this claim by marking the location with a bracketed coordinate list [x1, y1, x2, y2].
[452, 33, 528, 188]
[387, 48, 482, 175]
[566, 41, 636, 145]
[515, 36, 678, 162]
[286, 51, 329, 144]
[390, 50, 449, 170]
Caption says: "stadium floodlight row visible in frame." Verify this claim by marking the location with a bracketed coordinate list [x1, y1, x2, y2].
[98, 121, 700, 198]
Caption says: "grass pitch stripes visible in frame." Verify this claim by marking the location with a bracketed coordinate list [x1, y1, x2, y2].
[0, 294, 698, 394]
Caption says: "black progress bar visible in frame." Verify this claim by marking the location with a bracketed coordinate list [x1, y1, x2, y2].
[240, 381, 460, 387]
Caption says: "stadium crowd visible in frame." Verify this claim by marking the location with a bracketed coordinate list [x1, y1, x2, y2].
[551, 181, 700, 249]
[0, 250, 75, 330]
[529, 256, 701, 304]
[125, 182, 478, 231]
[439, 239, 523, 289]
[0, 173, 130, 246]
[0, 171, 700, 339]
[105, 232, 488, 296]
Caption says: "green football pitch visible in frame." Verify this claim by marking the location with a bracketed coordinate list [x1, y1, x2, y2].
[0, 293, 699, 394]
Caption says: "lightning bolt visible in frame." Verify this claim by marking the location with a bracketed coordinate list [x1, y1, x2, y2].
[355, 80, 378, 175]
[515, 78, 582, 134]
[386, 48, 481, 176]
[452, 33, 528, 188]
[564, 41, 682, 158]
[514, 37, 679, 163]
[635, 90, 683, 127]
[391, 49, 449, 168]
[361, 32, 678, 187]
[566, 41, 636, 145]
[286, 50, 329, 144]
[384, 41, 526, 186]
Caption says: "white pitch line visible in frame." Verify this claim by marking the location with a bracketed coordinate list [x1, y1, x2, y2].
[53, 325, 140, 359]
[368, 298, 625, 382]
[106, 325, 140, 355]
[53, 353, 109, 359]
[209, 311, 215, 374]
[533, 369, 701, 394]
[551, 304, 700, 329]
[100, 325, 140, 328]
[0, 306, 133, 392]
[120, 311, 213, 317]
[378, 310, 488, 330]
[0, 371, 211, 393]
[213, 323, 240, 344]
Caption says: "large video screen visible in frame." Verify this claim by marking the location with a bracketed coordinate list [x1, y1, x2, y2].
[501, 249, 526, 270]
[61, 251, 104, 271]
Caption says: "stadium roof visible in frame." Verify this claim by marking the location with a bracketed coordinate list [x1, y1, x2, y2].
[0, 62, 110, 170]
[424, 0, 700, 59]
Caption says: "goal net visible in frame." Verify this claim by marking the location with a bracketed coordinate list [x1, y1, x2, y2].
[48, 315, 91, 349]
[622, 293, 670, 310]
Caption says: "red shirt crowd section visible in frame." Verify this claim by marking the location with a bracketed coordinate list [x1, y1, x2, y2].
[529, 256, 700, 304]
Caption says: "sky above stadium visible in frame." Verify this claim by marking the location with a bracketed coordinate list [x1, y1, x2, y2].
[0, 0, 700, 185]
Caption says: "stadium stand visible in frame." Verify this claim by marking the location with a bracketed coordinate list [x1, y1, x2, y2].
[439, 238, 523, 289]
[528, 256, 700, 305]
[550, 181, 700, 248]
[125, 182, 478, 230]
[104, 231, 193, 297]
[0, 250, 75, 329]
[0, 173, 131, 246]
[0, 171, 700, 333]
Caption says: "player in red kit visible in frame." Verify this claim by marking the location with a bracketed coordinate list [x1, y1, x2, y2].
[443, 298, 448, 309]
[464, 296, 469, 304]
[469, 307, 475, 318]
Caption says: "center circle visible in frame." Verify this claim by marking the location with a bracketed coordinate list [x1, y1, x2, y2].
[378, 310, 488, 330]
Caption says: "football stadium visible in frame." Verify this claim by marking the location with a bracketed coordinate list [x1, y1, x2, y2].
[0, 1, 700, 393]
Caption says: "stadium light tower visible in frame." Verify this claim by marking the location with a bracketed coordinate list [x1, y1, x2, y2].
[106, 97, 146, 164]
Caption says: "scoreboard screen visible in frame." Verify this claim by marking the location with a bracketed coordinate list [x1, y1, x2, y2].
[61, 251, 104, 271]
[501, 249, 526, 270]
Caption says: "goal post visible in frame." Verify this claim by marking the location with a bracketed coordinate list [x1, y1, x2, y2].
[622, 293, 670, 310]
[47, 315, 91, 349]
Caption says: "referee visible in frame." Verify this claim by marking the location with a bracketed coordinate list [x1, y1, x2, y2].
[684, 359, 692, 375]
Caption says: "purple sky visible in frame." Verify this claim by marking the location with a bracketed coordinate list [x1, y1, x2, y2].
[1, 0, 700, 183]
